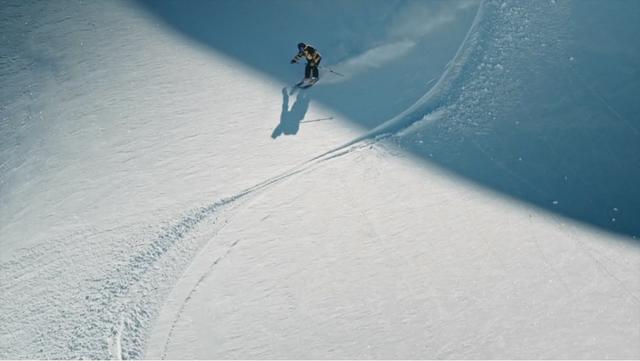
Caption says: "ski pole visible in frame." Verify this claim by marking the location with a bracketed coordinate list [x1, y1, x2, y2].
[301, 117, 334, 124]
[319, 66, 344, 77]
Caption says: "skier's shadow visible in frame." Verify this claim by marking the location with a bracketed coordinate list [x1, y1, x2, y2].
[271, 87, 310, 139]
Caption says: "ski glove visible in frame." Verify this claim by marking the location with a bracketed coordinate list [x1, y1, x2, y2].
[290, 59, 297, 64]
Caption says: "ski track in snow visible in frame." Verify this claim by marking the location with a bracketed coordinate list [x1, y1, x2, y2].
[107, 315, 125, 360]
[153, 139, 379, 359]
[158, 238, 240, 359]
[63, 132, 376, 358]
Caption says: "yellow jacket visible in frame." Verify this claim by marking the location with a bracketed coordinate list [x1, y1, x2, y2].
[292, 45, 322, 66]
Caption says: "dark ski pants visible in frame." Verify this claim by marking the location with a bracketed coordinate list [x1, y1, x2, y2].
[305, 61, 320, 79]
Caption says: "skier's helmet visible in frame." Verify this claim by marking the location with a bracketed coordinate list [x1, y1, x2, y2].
[297, 42, 306, 51]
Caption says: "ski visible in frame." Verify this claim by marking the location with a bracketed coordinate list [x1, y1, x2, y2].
[290, 79, 316, 94]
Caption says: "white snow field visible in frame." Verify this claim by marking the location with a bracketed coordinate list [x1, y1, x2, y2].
[1, 0, 639, 359]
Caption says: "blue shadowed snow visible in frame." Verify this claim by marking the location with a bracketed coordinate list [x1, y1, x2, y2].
[135, 0, 640, 238]
[133, 0, 478, 129]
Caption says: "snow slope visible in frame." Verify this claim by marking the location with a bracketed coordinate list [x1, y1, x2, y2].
[1, 1, 362, 358]
[1, 0, 639, 359]
[149, 145, 639, 359]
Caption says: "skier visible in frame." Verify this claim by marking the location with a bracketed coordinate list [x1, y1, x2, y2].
[290, 42, 322, 87]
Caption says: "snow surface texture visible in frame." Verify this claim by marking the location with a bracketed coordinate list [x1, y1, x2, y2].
[1, 0, 639, 359]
